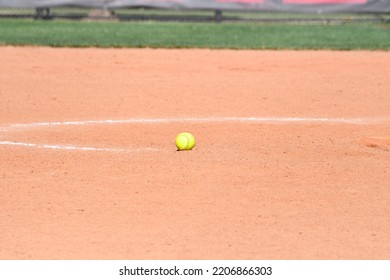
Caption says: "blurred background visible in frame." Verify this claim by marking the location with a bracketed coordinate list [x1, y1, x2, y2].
[0, 0, 389, 23]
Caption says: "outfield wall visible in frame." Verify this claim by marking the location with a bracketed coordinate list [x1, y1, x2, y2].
[0, 0, 389, 13]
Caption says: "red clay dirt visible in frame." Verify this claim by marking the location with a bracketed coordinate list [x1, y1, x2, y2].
[0, 47, 389, 259]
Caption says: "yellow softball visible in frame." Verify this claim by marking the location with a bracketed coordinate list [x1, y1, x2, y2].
[175, 132, 195, 151]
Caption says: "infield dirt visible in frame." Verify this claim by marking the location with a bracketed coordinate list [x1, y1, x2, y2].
[0, 47, 389, 259]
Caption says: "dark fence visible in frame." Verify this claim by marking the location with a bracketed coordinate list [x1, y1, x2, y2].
[0, 0, 389, 22]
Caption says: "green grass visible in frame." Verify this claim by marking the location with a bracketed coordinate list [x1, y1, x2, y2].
[0, 19, 389, 49]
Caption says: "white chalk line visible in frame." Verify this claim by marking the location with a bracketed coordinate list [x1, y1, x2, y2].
[3, 116, 390, 131]
[0, 116, 389, 153]
[0, 141, 159, 153]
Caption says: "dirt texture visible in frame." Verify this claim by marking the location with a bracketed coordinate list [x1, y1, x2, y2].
[0, 47, 389, 259]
